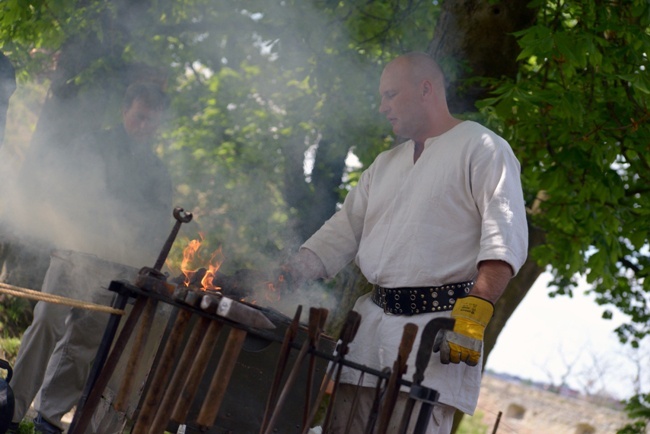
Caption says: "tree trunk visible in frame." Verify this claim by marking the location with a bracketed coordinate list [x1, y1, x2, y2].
[429, 0, 537, 112]
[485, 225, 546, 361]
[428, 0, 542, 355]
[429, 1, 542, 431]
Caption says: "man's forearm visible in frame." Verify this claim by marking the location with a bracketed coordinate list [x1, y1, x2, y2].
[471, 260, 513, 303]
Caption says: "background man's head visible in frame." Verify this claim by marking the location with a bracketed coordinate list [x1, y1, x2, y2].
[121, 82, 167, 144]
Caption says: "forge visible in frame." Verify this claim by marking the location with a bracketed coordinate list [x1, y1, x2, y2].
[68, 274, 337, 434]
[65, 207, 442, 434]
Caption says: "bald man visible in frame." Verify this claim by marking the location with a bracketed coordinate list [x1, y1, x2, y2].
[284, 52, 528, 433]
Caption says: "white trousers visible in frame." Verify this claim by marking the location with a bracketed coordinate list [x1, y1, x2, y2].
[10, 250, 136, 429]
[327, 383, 456, 434]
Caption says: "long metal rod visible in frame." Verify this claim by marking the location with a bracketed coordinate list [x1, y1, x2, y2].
[302, 308, 328, 429]
[491, 411, 503, 434]
[363, 368, 391, 434]
[68, 289, 130, 433]
[68, 296, 148, 434]
[262, 335, 310, 434]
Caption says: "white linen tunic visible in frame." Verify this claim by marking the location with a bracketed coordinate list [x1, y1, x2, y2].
[302, 121, 528, 414]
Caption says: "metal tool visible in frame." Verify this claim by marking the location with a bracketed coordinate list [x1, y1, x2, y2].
[133, 207, 192, 296]
[343, 371, 365, 434]
[195, 326, 247, 430]
[363, 367, 391, 434]
[69, 295, 148, 434]
[171, 295, 225, 425]
[410, 385, 440, 434]
[153, 207, 193, 271]
[311, 310, 362, 433]
[149, 293, 213, 434]
[262, 307, 326, 434]
[375, 322, 419, 434]
[215, 296, 276, 329]
[133, 288, 201, 434]
[260, 305, 303, 434]
[193, 294, 275, 430]
[68, 283, 130, 433]
[115, 208, 192, 413]
[112, 291, 159, 413]
[303, 307, 329, 428]
[398, 317, 455, 434]
[70, 207, 193, 433]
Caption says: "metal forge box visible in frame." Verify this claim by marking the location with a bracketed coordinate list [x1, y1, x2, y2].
[82, 279, 335, 434]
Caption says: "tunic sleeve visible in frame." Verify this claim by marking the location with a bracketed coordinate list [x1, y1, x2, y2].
[301, 166, 373, 278]
[470, 134, 528, 275]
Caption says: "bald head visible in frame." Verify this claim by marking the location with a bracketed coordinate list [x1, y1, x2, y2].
[379, 52, 459, 145]
[386, 52, 446, 95]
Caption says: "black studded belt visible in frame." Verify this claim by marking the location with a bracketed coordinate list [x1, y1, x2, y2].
[370, 281, 474, 316]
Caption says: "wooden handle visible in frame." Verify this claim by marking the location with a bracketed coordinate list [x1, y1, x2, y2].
[302, 308, 329, 428]
[132, 308, 192, 434]
[69, 296, 148, 434]
[171, 319, 224, 423]
[397, 323, 418, 373]
[113, 298, 158, 412]
[196, 327, 247, 429]
[262, 340, 310, 434]
[150, 315, 211, 433]
[260, 305, 302, 432]
[376, 322, 419, 434]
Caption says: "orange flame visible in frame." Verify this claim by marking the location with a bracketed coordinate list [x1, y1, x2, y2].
[178, 237, 281, 304]
[200, 246, 225, 290]
[180, 236, 224, 291]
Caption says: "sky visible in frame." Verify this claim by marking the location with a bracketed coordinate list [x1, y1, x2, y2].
[486, 271, 649, 400]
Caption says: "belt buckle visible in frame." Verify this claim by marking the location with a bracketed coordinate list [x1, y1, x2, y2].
[379, 286, 388, 312]
[375, 286, 393, 314]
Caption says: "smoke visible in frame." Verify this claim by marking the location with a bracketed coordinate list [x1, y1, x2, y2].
[0, 135, 165, 268]
[254, 280, 338, 322]
[0, 3, 384, 312]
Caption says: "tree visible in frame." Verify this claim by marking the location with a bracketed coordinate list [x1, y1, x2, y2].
[1, 0, 649, 423]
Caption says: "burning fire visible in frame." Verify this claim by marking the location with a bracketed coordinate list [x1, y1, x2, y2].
[179, 235, 224, 290]
[175, 235, 285, 304]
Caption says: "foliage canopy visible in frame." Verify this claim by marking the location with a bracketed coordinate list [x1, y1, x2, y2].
[1, 0, 650, 378]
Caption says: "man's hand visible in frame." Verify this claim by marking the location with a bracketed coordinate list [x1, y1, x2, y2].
[434, 296, 494, 366]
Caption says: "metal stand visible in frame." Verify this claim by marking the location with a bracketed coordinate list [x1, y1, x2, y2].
[410, 385, 441, 434]
[68, 281, 132, 433]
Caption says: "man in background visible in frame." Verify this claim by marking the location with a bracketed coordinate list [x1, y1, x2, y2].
[9, 82, 173, 434]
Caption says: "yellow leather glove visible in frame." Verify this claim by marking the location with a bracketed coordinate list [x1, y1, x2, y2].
[435, 295, 494, 366]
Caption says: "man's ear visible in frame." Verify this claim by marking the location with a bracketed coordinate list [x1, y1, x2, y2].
[421, 80, 433, 97]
